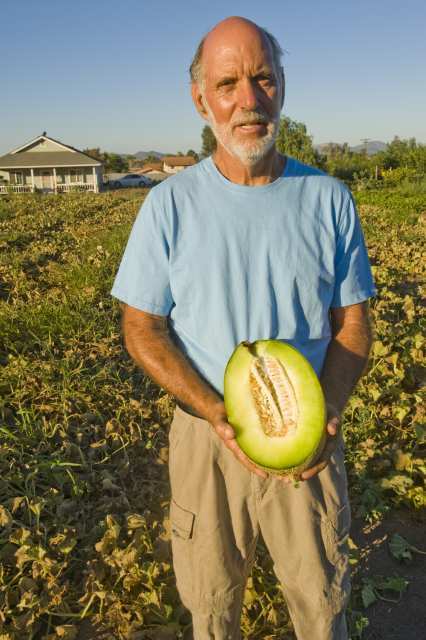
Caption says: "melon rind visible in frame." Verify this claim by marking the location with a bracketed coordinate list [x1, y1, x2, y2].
[224, 340, 326, 476]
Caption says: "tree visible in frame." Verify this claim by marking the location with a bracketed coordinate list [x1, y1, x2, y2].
[186, 149, 199, 162]
[82, 147, 103, 162]
[324, 142, 350, 159]
[106, 153, 128, 173]
[275, 117, 319, 166]
[201, 125, 217, 157]
[129, 158, 144, 169]
[324, 151, 372, 183]
[377, 136, 426, 172]
[143, 154, 161, 164]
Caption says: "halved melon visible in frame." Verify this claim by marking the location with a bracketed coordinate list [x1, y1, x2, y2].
[224, 340, 326, 476]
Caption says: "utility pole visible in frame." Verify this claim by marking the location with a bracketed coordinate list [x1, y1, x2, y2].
[360, 138, 371, 156]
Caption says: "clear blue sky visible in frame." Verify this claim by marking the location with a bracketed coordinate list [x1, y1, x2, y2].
[1, 0, 425, 155]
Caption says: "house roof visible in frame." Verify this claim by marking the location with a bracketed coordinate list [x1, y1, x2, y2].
[0, 133, 102, 168]
[139, 162, 163, 173]
[163, 156, 196, 167]
[0, 151, 102, 168]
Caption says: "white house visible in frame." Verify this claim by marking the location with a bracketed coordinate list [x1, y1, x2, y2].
[0, 133, 103, 194]
[162, 156, 196, 174]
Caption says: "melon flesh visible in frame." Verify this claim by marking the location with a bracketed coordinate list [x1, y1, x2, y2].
[224, 340, 326, 476]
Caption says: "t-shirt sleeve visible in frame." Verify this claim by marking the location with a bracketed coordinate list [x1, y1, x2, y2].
[331, 194, 377, 307]
[110, 191, 174, 315]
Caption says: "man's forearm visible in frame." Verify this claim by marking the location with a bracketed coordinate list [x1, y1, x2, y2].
[123, 309, 224, 423]
[320, 305, 373, 415]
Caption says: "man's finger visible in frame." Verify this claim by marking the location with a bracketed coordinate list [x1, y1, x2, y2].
[300, 436, 338, 480]
[301, 459, 328, 480]
[224, 437, 239, 453]
[214, 422, 235, 439]
[236, 453, 268, 479]
[226, 439, 268, 478]
[214, 425, 268, 479]
[326, 417, 339, 436]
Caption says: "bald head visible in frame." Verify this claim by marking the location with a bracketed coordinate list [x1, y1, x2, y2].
[189, 16, 283, 87]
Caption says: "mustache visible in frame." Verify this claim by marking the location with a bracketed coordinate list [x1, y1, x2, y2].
[232, 111, 270, 127]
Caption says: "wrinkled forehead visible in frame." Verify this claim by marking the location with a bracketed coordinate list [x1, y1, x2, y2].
[202, 25, 275, 80]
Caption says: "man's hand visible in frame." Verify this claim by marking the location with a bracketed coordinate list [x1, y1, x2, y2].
[209, 410, 270, 480]
[300, 404, 341, 481]
[210, 405, 336, 484]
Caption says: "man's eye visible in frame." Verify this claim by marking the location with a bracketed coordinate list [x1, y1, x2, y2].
[257, 75, 273, 85]
[218, 79, 235, 88]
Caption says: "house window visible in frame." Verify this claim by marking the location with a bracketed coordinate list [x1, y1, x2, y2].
[11, 171, 23, 185]
[70, 169, 82, 183]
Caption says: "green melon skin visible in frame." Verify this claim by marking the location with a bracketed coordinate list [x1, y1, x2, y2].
[223, 340, 327, 477]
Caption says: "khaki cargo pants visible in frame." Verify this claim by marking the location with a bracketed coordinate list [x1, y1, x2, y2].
[168, 406, 351, 640]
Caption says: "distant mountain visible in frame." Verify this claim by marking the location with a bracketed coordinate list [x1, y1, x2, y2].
[315, 140, 387, 156]
[133, 150, 168, 160]
[350, 140, 387, 155]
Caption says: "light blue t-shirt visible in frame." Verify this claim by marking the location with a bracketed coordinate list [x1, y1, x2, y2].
[111, 156, 376, 394]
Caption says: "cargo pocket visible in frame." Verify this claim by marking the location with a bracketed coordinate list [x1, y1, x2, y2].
[170, 499, 197, 609]
[170, 499, 195, 539]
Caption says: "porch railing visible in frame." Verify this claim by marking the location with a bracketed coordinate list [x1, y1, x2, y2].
[0, 185, 33, 193]
[57, 183, 94, 192]
[0, 183, 96, 194]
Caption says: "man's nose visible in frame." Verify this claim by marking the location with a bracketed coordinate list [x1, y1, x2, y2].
[236, 77, 259, 110]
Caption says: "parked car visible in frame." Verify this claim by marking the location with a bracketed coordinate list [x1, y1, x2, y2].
[111, 174, 152, 188]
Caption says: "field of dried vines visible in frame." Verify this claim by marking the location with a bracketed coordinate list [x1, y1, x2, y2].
[0, 186, 424, 639]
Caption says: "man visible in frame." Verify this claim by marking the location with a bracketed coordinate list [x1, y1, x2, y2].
[111, 16, 375, 640]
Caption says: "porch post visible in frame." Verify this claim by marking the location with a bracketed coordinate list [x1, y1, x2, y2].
[92, 166, 98, 193]
[53, 168, 57, 194]
[30, 168, 35, 192]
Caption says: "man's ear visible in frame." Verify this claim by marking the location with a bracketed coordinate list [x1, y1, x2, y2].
[280, 67, 285, 109]
[191, 83, 209, 121]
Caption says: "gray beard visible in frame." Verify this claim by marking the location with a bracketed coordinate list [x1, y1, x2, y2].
[205, 104, 280, 166]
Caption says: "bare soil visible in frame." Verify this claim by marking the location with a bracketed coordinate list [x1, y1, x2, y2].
[350, 509, 426, 640]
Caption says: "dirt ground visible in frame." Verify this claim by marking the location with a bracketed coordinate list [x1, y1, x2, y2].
[350, 509, 426, 640]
